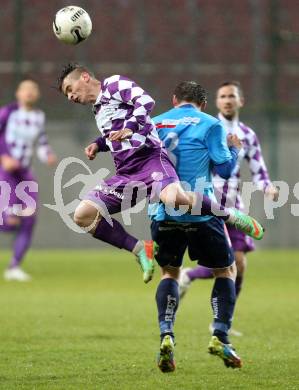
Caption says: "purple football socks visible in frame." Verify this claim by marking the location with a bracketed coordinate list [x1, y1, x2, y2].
[93, 217, 138, 252]
[187, 266, 213, 281]
[9, 215, 36, 269]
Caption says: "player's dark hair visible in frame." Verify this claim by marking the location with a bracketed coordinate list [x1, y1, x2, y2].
[57, 62, 93, 92]
[174, 81, 207, 105]
[18, 77, 39, 85]
[218, 81, 244, 98]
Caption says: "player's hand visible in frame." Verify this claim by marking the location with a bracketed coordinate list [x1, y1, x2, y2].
[85, 143, 99, 160]
[265, 184, 279, 201]
[47, 153, 58, 167]
[108, 128, 133, 141]
[227, 134, 242, 150]
[1, 154, 21, 172]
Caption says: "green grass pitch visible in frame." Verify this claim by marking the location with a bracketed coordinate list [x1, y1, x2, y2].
[0, 249, 298, 389]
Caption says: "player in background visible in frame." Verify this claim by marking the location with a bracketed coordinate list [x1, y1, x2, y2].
[57, 64, 264, 285]
[179, 81, 278, 335]
[149, 81, 243, 372]
[0, 79, 57, 281]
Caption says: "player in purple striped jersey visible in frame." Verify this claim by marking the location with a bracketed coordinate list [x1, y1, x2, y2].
[0, 79, 57, 281]
[179, 81, 278, 335]
[57, 64, 264, 284]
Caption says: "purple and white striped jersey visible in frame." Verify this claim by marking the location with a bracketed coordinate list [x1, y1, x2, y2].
[213, 113, 271, 210]
[93, 75, 163, 172]
[0, 103, 51, 169]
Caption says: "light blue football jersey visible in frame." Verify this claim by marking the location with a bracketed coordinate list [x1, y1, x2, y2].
[149, 104, 232, 222]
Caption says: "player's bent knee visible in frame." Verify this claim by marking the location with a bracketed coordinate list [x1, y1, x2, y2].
[213, 262, 236, 280]
[73, 201, 102, 229]
[73, 212, 86, 228]
[161, 265, 180, 280]
[160, 182, 192, 208]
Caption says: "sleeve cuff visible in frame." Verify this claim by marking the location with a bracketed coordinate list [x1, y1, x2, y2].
[94, 137, 108, 152]
[125, 121, 139, 132]
[229, 146, 239, 157]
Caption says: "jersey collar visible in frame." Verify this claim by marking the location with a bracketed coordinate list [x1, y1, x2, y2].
[218, 112, 240, 133]
[176, 103, 198, 109]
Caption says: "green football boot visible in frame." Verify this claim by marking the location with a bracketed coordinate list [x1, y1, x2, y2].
[229, 209, 264, 240]
[135, 240, 156, 283]
[208, 335, 242, 369]
[157, 335, 176, 373]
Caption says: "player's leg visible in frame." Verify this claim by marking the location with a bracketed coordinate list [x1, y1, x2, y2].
[207, 251, 246, 338]
[227, 225, 254, 298]
[74, 199, 141, 252]
[0, 170, 20, 233]
[156, 265, 179, 373]
[4, 213, 36, 282]
[210, 264, 237, 345]
[151, 221, 186, 373]
[214, 250, 246, 337]
[235, 251, 247, 298]
[159, 181, 264, 240]
[226, 226, 255, 336]
[187, 218, 242, 368]
[178, 265, 213, 299]
[208, 264, 242, 368]
[146, 152, 263, 240]
[2, 170, 37, 281]
[75, 181, 154, 283]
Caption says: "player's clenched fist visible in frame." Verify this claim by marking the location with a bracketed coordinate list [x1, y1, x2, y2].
[265, 184, 279, 201]
[227, 134, 242, 150]
[85, 142, 99, 160]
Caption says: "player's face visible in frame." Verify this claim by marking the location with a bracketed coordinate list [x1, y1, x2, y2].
[216, 85, 244, 119]
[16, 80, 40, 107]
[62, 73, 91, 105]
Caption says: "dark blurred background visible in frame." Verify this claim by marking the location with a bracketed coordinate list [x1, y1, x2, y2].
[1, 0, 299, 248]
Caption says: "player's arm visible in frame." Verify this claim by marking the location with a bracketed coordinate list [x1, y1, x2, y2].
[36, 114, 57, 167]
[0, 104, 21, 172]
[106, 75, 155, 141]
[85, 136, 110, 160]
[206, 122, 240, 180]
[213, 149, 239, 179]
[0, 107, 9, 158]
[245, 131, 279, 200]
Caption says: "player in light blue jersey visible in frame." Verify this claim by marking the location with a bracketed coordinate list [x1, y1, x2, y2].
[178, 81, 279, 337]
[150, 81, 243, 372]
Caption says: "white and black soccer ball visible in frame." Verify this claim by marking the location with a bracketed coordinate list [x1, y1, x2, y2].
[53, 6, 92, 45]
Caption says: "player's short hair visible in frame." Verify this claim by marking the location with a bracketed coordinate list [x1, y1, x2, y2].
[174, 81, 207, 105]
[19, 77, 39, 85]
[218, 81, 244, 98]
[57, 62, 94, 92]
[16, 78, 39, 90]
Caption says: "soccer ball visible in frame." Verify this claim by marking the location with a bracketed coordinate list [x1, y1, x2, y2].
[53, 6, 92, 45]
